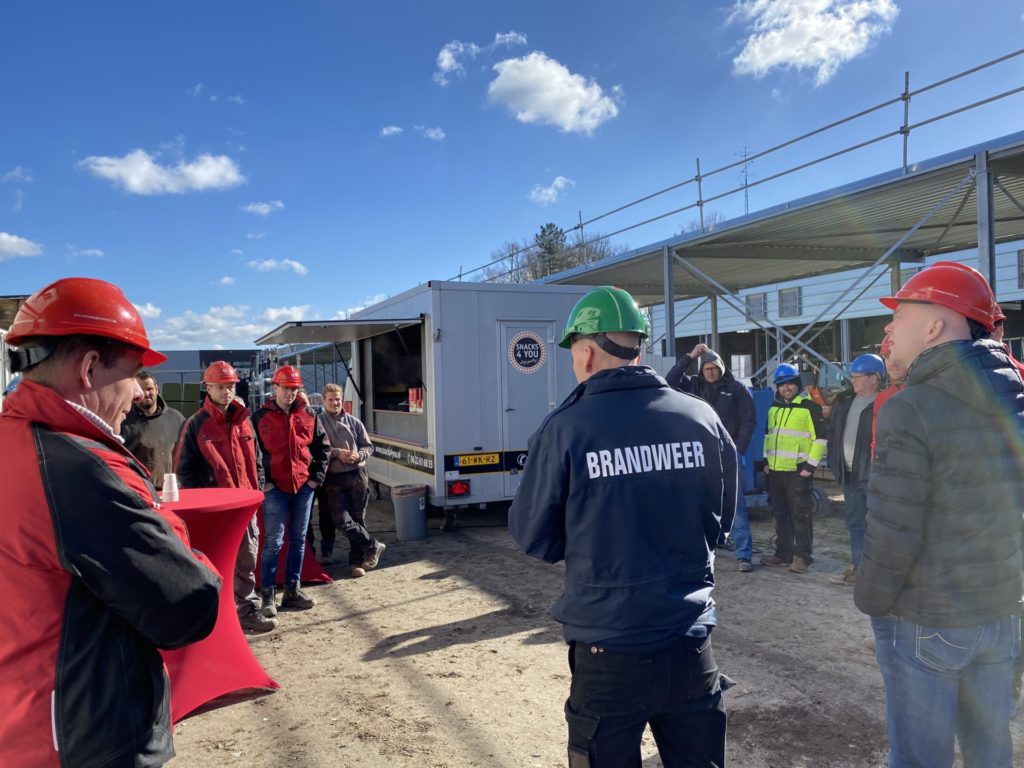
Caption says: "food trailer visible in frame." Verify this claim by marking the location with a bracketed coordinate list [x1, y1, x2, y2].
[256, 281, 591, 523]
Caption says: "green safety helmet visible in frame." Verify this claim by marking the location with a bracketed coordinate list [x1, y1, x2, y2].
[559, 286, 650, 351]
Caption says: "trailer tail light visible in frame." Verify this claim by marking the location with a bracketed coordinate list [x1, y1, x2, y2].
[447, 479, 471, 498]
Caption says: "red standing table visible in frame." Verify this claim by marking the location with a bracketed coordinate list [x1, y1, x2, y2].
[160, 488, 279, 722]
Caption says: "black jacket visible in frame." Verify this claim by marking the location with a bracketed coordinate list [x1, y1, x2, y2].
[826, 390, 874, 488]
[665, 355, 757, 454]
[854, 339, 1024, 626]
[509, 366, 737, 647]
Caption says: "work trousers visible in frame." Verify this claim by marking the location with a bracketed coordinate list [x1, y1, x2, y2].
[308, 485, 335, 557]
[564, 635, 726, 767]
[323, 467, 376, 566]
[235, 513, 260, 616]
[767, 470, 814, 562]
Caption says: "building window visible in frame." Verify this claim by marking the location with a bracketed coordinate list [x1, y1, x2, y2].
[778, 287, 802, 318]
[900, 266, 921, 287]
[745, 292, 767, 321]
[1017, 250, 1024, 289]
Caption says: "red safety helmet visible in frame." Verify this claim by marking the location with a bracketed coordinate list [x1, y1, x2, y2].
[271, 365, 303, 388]
[880, 262, 995, 330]
[204, 360, 240, 384]
[6, 277, 167, 365]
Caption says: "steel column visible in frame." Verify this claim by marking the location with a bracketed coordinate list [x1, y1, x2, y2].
[662, 245, 675, 357]
[976, 151, 997, 293]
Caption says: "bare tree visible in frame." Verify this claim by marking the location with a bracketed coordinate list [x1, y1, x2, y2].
[478, 224, 629, 283]
[677, 209, 727, 235]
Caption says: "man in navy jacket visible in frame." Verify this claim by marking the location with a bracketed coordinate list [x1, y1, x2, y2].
[510, 286, 736, 768]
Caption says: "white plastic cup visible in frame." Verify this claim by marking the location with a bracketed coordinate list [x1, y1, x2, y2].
[161, 473, 179, 502]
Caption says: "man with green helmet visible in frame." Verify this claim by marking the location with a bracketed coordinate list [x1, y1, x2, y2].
[510, 285, 736, 768]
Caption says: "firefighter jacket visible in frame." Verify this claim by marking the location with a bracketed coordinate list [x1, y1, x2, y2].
[763, 392, 826, 474]
[176, 396, 264, 490]
[252, 398, 329, 493]
[0, 380, 221, 767]
[855, 339, 1024, 626]
[121, 393, 185, 489]
[665, 353, 757, 454]
[509, 366, 737, 648]
[826, 390, 874, 488]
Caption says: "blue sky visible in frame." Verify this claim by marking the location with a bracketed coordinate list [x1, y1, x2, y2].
[2, 1, 1023, 349]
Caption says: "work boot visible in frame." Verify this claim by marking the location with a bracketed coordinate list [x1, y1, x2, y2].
[737, 559, 753, 573]
[789, 556, 810, 574]
[350, 565, 366, 578]
[828, 564, 856, 586]
[240, 609, 277, 633]
[260, 587, 277, 618]
[760, 554, 791, 567]
[320, 545, 335, 565]
[363, 541, 387, 570]
[281, 583, 315, 610]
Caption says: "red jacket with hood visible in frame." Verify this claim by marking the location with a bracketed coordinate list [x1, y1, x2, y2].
[252, 397, 329, 493]
[176, 396, 264, 490]
[0, 380, 220, 768]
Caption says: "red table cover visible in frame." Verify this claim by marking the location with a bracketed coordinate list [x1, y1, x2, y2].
[160, 488, 279, 722]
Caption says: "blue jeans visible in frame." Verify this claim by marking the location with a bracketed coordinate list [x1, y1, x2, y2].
[871, 614, 1020, 768]
[842, 480, 867, 569]
[732, 456, 752, 561]
[261, 485, 315, 588]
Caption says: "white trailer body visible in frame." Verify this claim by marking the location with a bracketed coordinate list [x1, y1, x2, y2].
[258, 281, 590, 508]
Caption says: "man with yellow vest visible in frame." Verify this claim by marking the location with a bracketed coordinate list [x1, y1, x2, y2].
[761, 363, 826, 574]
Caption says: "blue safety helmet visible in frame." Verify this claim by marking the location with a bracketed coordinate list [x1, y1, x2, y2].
[772, 363, 801, 386]
[849, 353, 885, 378]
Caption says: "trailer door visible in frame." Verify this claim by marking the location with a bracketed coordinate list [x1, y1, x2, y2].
[499, 321, 556, 496]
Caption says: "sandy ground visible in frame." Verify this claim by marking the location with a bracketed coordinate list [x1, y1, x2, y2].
[169, 492, 1024, 768]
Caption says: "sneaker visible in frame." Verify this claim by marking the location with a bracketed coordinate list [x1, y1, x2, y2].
[828, 565, 856, 586]
[350, 565, 366, 578]
[789, 556, 810, 574]
[737, 559, 753, 573]
[260, 588, 277, 618]
[363, 541, 386, 570]
[281, 583, 315, 610]
[240, 610, 277, 633]
[760, 554, 791, 567]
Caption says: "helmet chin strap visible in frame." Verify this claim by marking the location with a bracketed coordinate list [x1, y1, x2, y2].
[8, 342, 56, 373]
[591, 333, 642, 360]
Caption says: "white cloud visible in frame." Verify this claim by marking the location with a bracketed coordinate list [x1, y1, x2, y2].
[133, 302, 162, 319]
[2, 166, 33, 183]
[247, 231, 267, 240]
[67, 245, 104, 258]
[77, 149, 245, 195]
[433, 30, 528, 86]
[241, 200, 284, 216]
[334, 293, 387, 319]
[230, 248, 244, 256]
[147, 304, 270, 348]
[380, 125, 404, 137]
[731, 0, 899, 86]
[488, 52, 620, 134]
[218, 275, 235, 286]
[13, 190, 24, 213]
[415, 125, 446, 141]
[0, 231, 42, 260]
[228, 94, 246, 105]
[189, 83, 204, 97]
[529, 175, 575, 205]
[246, 258, 308, 276]
[261, 305, 310, 323]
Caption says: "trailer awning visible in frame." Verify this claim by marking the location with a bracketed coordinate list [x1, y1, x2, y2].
[255, 317, 422, 346]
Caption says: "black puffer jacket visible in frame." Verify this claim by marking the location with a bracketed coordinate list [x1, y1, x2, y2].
[665, 353, 757, 454]
[854, 339, 1024, 627]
